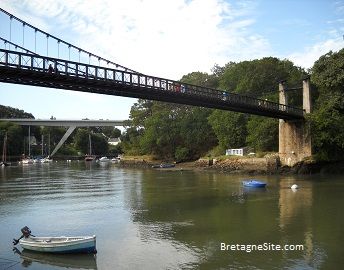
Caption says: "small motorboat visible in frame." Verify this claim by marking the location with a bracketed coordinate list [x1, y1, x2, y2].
[242, 179, 267, 188]
[13, 226, 97, 254]
[98, 156, 110, 162]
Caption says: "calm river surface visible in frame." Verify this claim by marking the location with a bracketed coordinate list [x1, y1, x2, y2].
[0, 162, 343, 269]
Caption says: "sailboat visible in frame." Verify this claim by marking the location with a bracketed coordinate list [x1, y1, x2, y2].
[85, 134, 96, 162]
[20, 127, 34, 165]
[1, 133, 11, 166]
[40, 134, 53, 163]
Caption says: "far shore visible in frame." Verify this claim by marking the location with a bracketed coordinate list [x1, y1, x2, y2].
[118, 155, 344, 175]
[4, 154, 344, 175]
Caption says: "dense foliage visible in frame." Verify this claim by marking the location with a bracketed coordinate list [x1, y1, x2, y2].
[310, 48, 344, 160]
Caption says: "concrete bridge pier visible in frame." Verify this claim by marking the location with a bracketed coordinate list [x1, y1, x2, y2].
[279, 78, 312, 166]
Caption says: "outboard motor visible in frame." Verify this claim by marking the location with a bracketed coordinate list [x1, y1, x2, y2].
[13, 226, 33, 245]
[21, 226, 31, 238]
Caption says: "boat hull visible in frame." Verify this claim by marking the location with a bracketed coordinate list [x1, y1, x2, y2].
[19, 236, 96, 254]
[242, 180, 267, 188]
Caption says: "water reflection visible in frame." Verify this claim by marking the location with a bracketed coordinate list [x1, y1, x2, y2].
[278, 179, 327, 268]
[1, 164, 343, 269]
[13, 248, 97, 269]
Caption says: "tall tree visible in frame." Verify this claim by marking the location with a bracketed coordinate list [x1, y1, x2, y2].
[209, 57, 306, 153]
[311, 48, 344, 160]
[0, 122, 24, 156]
[246, 116, 278, 152]
[208, 111, 247, 151]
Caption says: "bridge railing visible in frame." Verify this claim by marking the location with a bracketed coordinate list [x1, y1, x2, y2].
[0, 49, 304, 118]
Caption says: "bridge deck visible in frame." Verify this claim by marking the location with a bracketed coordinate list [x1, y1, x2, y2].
[0, 49, 304, 120]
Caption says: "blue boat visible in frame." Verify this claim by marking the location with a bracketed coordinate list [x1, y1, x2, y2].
[242, 180, 267, 188]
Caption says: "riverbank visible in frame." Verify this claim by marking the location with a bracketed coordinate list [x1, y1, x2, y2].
[119, 155, 344, 175]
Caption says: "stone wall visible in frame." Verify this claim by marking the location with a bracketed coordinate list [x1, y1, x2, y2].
[196, 155, 279, 174]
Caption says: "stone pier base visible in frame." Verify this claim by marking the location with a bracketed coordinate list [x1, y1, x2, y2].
[279, 119, 311, 166]
[278, 78, 312, 167]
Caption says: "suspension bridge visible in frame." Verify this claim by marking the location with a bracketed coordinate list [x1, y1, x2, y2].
[0, 8, 304, 120]
[0, 8, 311, 165]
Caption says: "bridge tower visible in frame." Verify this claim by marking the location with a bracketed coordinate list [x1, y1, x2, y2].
[279, 78, 312, 166]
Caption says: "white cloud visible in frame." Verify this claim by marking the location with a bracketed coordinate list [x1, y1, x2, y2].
[287, 38, 343, 70]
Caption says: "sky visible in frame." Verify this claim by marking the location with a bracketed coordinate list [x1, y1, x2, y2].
[0, 0, 343, 121]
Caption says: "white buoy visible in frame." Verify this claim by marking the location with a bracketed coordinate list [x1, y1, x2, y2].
[291, 184, 298, 190]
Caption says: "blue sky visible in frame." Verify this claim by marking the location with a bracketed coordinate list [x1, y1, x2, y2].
[0, 0, 343, 121]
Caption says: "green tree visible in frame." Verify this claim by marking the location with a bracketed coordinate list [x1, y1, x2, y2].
[180, 71, 219, 88]
[0, 121, 24, 156]
[139, 106, 179, 158]
[129, 99, 154, 128]
[208, 57, 305, 153]
[208, 111, 248, 152]
[246, 116, 278, 152]
[311, 49, 344, 160]
[74, 129, 108, 155]
[120, 127, 143, 155]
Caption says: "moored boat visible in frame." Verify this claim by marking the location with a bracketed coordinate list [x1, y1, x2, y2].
[242, 179, 267, 188]
[41, 157, 53, 163]
[111, 157, 120, 164]
[160, 163, 175, 168]
[20, 158, 34, 164]
[152, 163, 176, 168]
[85, 155, 96, 162]
[98, 156, 110, 162]
[13, 226, 97, 254]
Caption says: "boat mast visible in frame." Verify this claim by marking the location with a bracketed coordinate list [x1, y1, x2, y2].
[28, 126, 31, 157]
[2, 132, 7, 162]
[41, 134, 44, 156]
[89, 134, 92, 155]
[48, 133, 51, 156]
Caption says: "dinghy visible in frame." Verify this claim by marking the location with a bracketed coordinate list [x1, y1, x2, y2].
[242, 180, 267, 188]
[13, 226, 97, 254]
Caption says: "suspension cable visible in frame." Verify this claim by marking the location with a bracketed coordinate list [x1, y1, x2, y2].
[0, 8, 141, 74]
[0, 37, 37, 54]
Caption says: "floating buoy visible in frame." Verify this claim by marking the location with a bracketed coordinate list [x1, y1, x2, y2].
[291, 184, 298, 190]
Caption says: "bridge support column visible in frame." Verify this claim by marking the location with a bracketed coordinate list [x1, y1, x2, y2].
[279, 79, 312, 166]
[50, 126, 76, 157]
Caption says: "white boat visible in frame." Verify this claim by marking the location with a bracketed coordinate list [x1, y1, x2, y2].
[19, 236, 97, 254]
[21, 158, 34, 164]
[41, 157, 53, 163]
[14, 226, 96, 254]
[111, 157, 120, 164]
[33, 158, 42, 163]
[99, 156, 110, 162]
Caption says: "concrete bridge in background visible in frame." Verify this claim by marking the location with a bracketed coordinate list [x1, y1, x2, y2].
[0, 118, 126, 157]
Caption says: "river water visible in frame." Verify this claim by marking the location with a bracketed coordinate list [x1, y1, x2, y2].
[0, 162, 343, 269]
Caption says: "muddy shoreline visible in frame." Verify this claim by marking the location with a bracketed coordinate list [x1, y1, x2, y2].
[119, 156, 344, 175]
